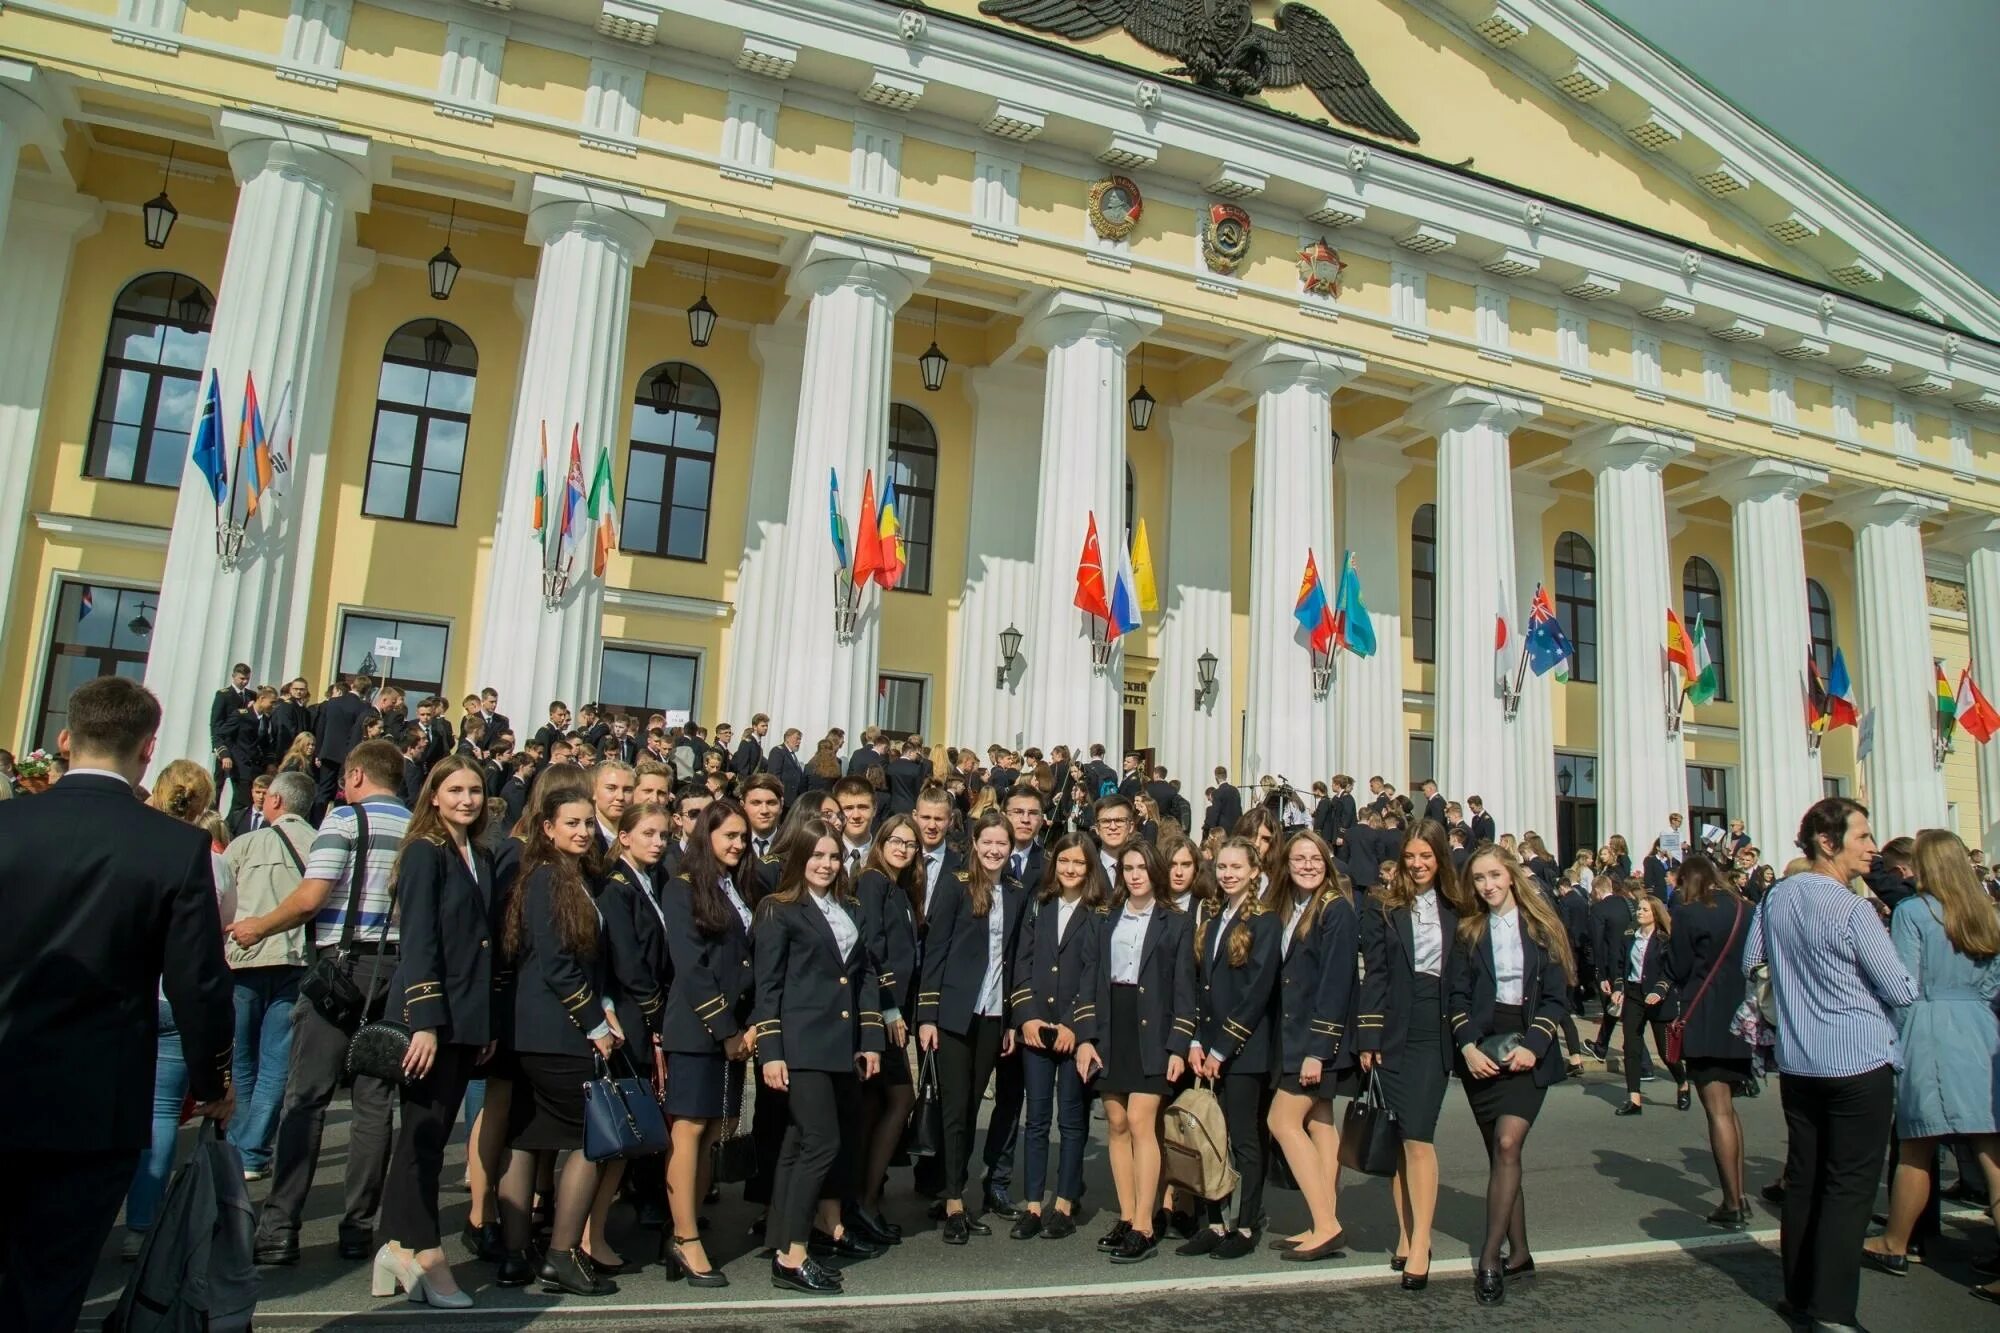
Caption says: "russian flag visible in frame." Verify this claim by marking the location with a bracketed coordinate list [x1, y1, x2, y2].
[1107, 533, 1142, 638]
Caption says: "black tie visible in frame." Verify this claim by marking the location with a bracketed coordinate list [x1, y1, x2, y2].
[849, 849, 862, 871]
[1010, 852, 1024, 880]
[755, 838, 769, 860]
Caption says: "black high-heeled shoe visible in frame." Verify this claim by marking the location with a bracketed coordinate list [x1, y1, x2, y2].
[539, 1247, 617, 1296]
[1401, 1251, 1431, 1291]
[1615, 1101, 1644, 1116]
[1676, 1086, 1692, 1111]
[668, 1236, 729, 1288]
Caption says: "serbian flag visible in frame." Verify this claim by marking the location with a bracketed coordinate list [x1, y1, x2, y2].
[1826, 647, 1860, 730]
[851, 468, 883, 588]
[1957, 668, 2000, 744]
[1294, 551, 1336, 656]
[588, 444, 619, 577]
[1331, 552, 1376, 658]
[560, 426, 586, 565]
[828, 468, 850, 571]
[1666, 608, 1698, 683]
[876, 474, 905, 589]
[241, 371, 271, 517]
[1073, 512, 1111, 622]
[1107, 536, 1142, 639]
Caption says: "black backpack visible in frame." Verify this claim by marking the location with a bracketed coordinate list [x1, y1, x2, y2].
[107, 1125, 259, 1332]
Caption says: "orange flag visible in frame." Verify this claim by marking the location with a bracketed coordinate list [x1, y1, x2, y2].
[851, 468, 883, 587]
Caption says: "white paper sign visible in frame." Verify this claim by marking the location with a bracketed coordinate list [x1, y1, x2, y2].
[373, 637, 403, 659]
[663, 709, 690, 729]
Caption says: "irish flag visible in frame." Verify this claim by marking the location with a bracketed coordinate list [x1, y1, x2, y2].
[588, 444, 619, 577]
[1685, 614, 1719, 706]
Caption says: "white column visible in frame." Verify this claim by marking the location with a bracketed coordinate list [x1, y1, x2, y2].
[1824, 488, 1950, 838]
[1510, 480, 1558, 841]
[721, 322, 806, 722]
[1336, 443, 1413, 788]
[1713, 457, 1826, 855]
[144, 114, 371, 772]
[1239, 340, 1365, 787]
[765, 236, 929, 744]
[1020, 290, 1160, 751]
[1563, 424, 1694, 851]
[948, 363, 1046, 750]
[1947, 517, 2000, 856]
[473, 177, 664, 720]
[0, 61, 60, 262]
[1151, 408, 1243, 785]
[1412, 384, 1541, 832]
[0, 190, 100, 673]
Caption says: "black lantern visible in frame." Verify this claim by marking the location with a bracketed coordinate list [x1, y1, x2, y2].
[1557, 767, 1572, 797]
[920, 297, 948, 392]
[647, 366, 677, 414]
[687, 250, 718, 347]
[175, 282, 212, 333]
[428, 199, 461, 301]
[142, 142, 179, 250]
[422, 319, 454, 367]
[1195, 648, 1219, 709]
[1127, 343, 1155, 432]
[996, 622, 1023, 687]
[127, 601, 155, 638]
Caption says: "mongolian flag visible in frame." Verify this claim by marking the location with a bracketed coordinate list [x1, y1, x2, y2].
[876, 474, 905, 589]
[241, 371, 272, 517]
[851, 468, 883, 588]
[588, 444, 619, 577]
[1293, 551, 1336, 657]
[828, 468, 850, 571]
[1956, 668, 2000, 745]
[1073, 512, 1111, 622]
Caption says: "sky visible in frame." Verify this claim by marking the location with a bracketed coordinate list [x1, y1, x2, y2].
[1591, 0, 2000, 299]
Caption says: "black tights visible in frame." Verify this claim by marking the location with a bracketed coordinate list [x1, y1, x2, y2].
[499, 1148, 600, 1253]
[1699, 1080, 1746, 1207]
[1476, 1114, 1532, 1270]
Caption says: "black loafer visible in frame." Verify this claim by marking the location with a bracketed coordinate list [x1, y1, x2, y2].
[1475, 1266, 1505, 1305]
[1971, 1286, 2000, 1308]
[1280, 1234, 1347, 1263]
[1706, 1205, 1750, 1232]
[1108, 1230, 1157, 1264]
[809, 1228, 884, 1259]
[253, 1240, 299, 1268]
[942, 1213, 972, 1246]
[1211, 1230, 1258, 1260]
[771, 1256, 842, 1294]
[1167, 1209, 1199, 1239]
[338, 1233, 372, 1261]
[1615, 1102, 1644, 1116]
[1097, 1219, 1131, 1252]
[1040, 1211, 1076, 1240]
[495, 1253, 535, 1287]
[848, 1206, 901, 1245]
[1677, 1087, 1692, 1111]
[1010, 1212, 1042, 1240]
[1504, 1256, 1536, 1280]
[1175, 1228, 1223, 1257]
[1861, 1248, 1909, 1277]
[1762, 1182, 1788, 1205]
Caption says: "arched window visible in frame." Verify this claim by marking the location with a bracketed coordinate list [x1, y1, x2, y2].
[1411, 503, 1436, 664]
[1554, 532, 1597, 684]
[86, 272, 215, 486]
[887, 404, 937, 593]
[1681, 556, 1728, 701]
[623, 363, 718, 561]
[1807, 578, 1835, 680]
[363, 319, 477, 525]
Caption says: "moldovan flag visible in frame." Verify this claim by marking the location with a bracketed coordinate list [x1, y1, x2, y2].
[1293, 551, 1335, 656]
[876, 475, 905, 589]
[1936, 660, 1958, 746]
[1130, 519, 1160, 614]
[1808, 652, 1833, 733]
[588, 444, 619, 577]
[1074, 512, 1111, 622]
[851, 469, 883, 587]
[1957, 668, 2000, 745]
[241, 371, 272, 517]
[1666, 608, 1698, 683]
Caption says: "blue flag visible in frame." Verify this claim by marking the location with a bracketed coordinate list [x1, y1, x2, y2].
[191, 368, 228, 503]
[1332, 552, 1376, 658]
[1522, 584, 1575, 677]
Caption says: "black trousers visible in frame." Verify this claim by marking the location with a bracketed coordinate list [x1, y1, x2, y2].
[981, 1047, 1026, 1191]
[380, 1041, 481, 1250]
[1204, 1072, 1273, 1231]
[1779, 1064, 1895, 1326]
[1620, 986, 1684, 1095]
[766, 1070, 861, 1251]
[0, 1148, 137, 1333]
[745, 1082, 789, 1206]
[936, 1016, 1004, 1203]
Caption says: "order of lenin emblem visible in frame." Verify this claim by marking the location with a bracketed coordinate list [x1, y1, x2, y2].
[1088, 175, 1144, 242]
[1299, 236, 1347, 297]
[1201, 202, 1253, 275]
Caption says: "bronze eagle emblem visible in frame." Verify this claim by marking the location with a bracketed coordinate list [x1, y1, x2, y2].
[978, 0, 1418, 143]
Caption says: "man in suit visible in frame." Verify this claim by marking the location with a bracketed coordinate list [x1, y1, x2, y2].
[1467, 794, 1497, 846]
[607, 715, 640, 765]
[230, 774, 275, 839]
[209, 661, 254, 804]
[0, 676, 234, 1331]
[767, 726, 804, 805]
[1142, 765, 1181, 832]
[846, 726, 889, 783]
[312, 671, 372, 816]
[1117, 752, 1144, 801]
[273, 676, 313, 753]
[1421, 779, 1447, 827]
[533, 700, 572, 756]
[1080, 745, 1118, 804]
[575, 703, 611, 754]
[478, 688, 511, 755]
[221, 685, 282, 817]
[883, 739, 928, 816]
[731, 713, 768, 780]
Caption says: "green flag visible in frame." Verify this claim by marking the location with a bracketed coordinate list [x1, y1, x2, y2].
[1686, 614, 1719, 707]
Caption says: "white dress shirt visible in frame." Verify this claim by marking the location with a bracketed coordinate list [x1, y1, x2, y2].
[1282, 893, 1309, 959]
[923, 846, 948, 909]
[1629, 931, 1650, 984]
[1109, 903, 1152, 983]
[976, 896, 1007, 1016]
[719, 873, 753, 933]
[812, 889, 859, 959]
[1411, 888, 1443, 978]
[1056, 895, 1079, 942]
[1209, 901, 1240, 965]
[1489, 906, 1525, 1005]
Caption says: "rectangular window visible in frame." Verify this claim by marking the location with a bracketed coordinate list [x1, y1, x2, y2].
[1823, 775, 1845, 798]
[335, 612, 450, 699]
[878, 674, 927, 742]
[600, 645, 698, 723]
[32, 581, 156, 752]
[1408, 734, 1434, 791]
[1687, 765, 1729, 839]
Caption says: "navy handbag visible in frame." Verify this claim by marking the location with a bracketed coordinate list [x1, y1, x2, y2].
[582, 1052, 668, 1162]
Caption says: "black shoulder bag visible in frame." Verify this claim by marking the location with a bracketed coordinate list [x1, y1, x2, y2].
[299, 803, 374, 1033]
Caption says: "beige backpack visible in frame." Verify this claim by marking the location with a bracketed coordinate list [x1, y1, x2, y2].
[1161, 1082, 1239, 1202]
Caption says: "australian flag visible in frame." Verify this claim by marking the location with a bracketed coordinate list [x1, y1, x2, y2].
[1522, 584, 1574, 677]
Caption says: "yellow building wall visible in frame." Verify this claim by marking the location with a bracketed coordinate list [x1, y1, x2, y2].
[340, 4, 446, 88]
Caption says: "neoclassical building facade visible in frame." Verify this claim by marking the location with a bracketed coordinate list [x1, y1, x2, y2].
[3, 0, 1999, 858]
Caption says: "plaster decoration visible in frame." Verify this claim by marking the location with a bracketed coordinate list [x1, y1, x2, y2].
[861, 68, 925, 111]
[1680, 249, 1702, 277]
[1389, 259, 1426, 330]
[1552, 55, 1609, 101]
[899, 9, 926, 42]
[1099, 131, 1158, 170]
[984, 102, 1046, 141]
[1712, 317, 1765, 342]
[1200, 202, 1253, 276]
[1900, 371, 1952, 397]
[582, 57, 644, 150]
[1694, 161, 1752, 196]
[1523, 200, 1545, 227]
[1818, 292, 1839, 320]
[1307, 192, 1367, 228]
[1558, 307, 1590, 374]
[1959, 390, 2000, 415]
[721, 87, 779, 182]
[1630, 328, 1662, 394]
[1831, 256, 1885, 287]
[1484, 247, 1540, 278]
[1624, 108, 1682, 150]
[737, 34, 798, 79]
[1472, 3, 1532, 46]
[1205, 162, 1266, 200]
[1768, 211, 1821, 245]
[1639, 295, 1693, 321]
[850, 122, 903, 203]
[1087, 175, 1143, 243]
[1298, 237, 1346, 298]
[1833, 386, 1858, 443]
[1347, 146, 1370, 173]
[597, 0, 662, 45]
[279, 0, 350, 84]
[1777, 335, 1830, 360]
[1768, 367, 1797, 430]
[1702, 350, 1732, 412]
[439, 22, 504, 113]
[1894, 404, 1918, 458]
[1396, 222, 1455, 254]
[1475, 284, 1510, 351]
[974, 152, 1023, 237]
[1840, 355, 1893, 379]
[1564, 271, 1620, 300]
[1135, 80, 1161, 111]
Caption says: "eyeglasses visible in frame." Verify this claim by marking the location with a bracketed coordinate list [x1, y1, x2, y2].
[1098, 817, 1131, 829]
[883, 837, 917, 852]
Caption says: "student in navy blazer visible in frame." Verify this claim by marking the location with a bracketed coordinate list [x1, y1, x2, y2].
[377, 757, 496, 1307]
[852, 813, 923, 1243]
[1184, 838, 1282, 1260]
[1262, 830, 1360, 1263]
[1448, 846, 1577, 1305]
[1007, 832, 1106, 1240]
[1615, 891, 1688, 1114]
[752, 820, 884, 1294]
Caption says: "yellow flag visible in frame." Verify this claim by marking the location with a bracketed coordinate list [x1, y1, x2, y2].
[1131, 518, 1159, 613]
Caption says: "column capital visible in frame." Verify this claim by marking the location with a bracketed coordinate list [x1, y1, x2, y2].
[1511, 474, 1561, 518]
[0, 59, 64, 141]
[787, 233, 929, 310]
[220, 109, 374, 211]
[1564, 422, 1693, 475]
[962, 361, 1045, 411]
[1938, 513, 2000, 556]
[1022, 288, 1161, 354]
[1709, 455, 1826, 506]
[1820, 487, 1948, 533]
[1163, 405, 1249, 453]
[1340, 438, 1415, 488]
[526, 174, 670, 263]
[1408, 382, 1542, 438]
[1233, 339, 1365, 399]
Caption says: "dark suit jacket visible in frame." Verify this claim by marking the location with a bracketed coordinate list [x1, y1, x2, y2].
[273, 699, 312, 753]
[220, 706, 278, 775]
[1447, 920, 1571, 1088]
[1470, 811, 1496, 845]
[658, 874, 754, 1052]
[1666, 895, 1752, 1060]
[915, 871, 1028, 1036]
[767, 745, 804, 805]
[1274, 889, 1359, 1074]
[731, 735, 764, 780]
[0, 774, 234, 1151]
[1009, 893, 1101, 1038]
[857, 868, 920, 1016]
[1591, 895, 1636, 984]
[509, 865, 611, 1057]
[1356, 893, 1460, 1072]
[1193, 907, 1280, 1072]
[209, 685, 251, 748]
[1424, 794, 1447, 826]
[1330, 792, 1358, 844]
[884, 757, 927, 815]
[1209, 782, 1243, 834]
[391, 836, 496, 1045]
[1088, 904, 1196, 1077]
[750, 892, 884, 1071]
[314, 692, 369, 768]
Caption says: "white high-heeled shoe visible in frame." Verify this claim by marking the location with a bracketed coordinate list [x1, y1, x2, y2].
[371, 1244, 474, 1309]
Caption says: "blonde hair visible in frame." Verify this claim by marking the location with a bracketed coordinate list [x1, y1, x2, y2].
[1634, 891, 1671, 937]
[1910, 829, 2000, 961]
[1457, 846, 1576, 983]
[147, 759, 215, 826]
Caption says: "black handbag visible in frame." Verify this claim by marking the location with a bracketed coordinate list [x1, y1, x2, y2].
[298, 804, 382, 1034]
[345, 1019, 413, 1086]
[583, 1053, 668, 1163]
[1477, 1032, 1524, 1065]
[709, 1063, 757, 1184]
[906, 1051, 944, 1159]
[1337, 1073, 1403, 1178]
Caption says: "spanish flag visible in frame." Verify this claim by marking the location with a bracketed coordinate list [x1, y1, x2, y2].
[1666, 608, 1698, 682]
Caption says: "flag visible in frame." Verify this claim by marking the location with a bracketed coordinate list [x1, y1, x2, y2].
[78, 588, 94, 623]
[1073, 512, 1111, 622]
[1494, 579, 1514, 689]
[1666, 608, 1697, 682]
[1935, 660, 1957, 746]
[1130, 519, 1159, 614]
[828, 469, 850, 571]
[1523, 584, 1574, 677]
[1808, 652, 1832, 732]
[588, 444, 619, 577]
[876, 474, 905, 589]
[532, 423, 549, 563]
[1686, 615, 1719, 707]
[851, 468, 883, 588]
[1827, 647, 1860, 730]
[1956, 668, 2000, 744]
[241, 371, 271, 518]
[1107, 535, 1142, 638]
[1331, 551, 1376, 658]
[1857, 707, 1877, 762]
[265, 380, 294, 499]
[191, 369, 227, 504]
[1293, 551, 1336, 656]
[560, 426, 586, 566]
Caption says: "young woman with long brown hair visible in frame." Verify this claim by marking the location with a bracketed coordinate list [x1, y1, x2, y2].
[1263, 831, 1359, 1263]
[1449, 846, 1576, 1305]
[1614, 892, 1687, 1116]
[1357, 819, 1469, 1290]
[1665, 854, 1755, 1229]
[852, 812, 923, 1243]
[1160, 830, 1217, 921]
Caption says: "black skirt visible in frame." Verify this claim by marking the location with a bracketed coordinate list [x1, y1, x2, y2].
[1686, 1055, 1753, 1089]
[665, 1049, 743, 1120]
[1462, 1004, 1547, 1126]
[874, 1038, 912, 1087]
[508, 1053, 594, 1151]
[1376, 972, 1449, 1143]
[1277, 1064, 1363, 1100]
[1102, 984, 1169, 1097]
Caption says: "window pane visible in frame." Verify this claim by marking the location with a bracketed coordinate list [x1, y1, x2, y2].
[631, 406, 675, 448]
[600, 650, 649, 710]
[379, 360, 429, 407]
[339, 616, 394, 674]
[427, 368, 476, 414]
[670, 457, 711, 509]
[623, 499, 661, 554]
[158, 323, 209, 371]
[371, 410, 418, 465]
[644, 655, 697, 714]
[364, 461, 412, 518]
[423, 418, 468, 475]
[155, 373, 199, 435]
[399, 622, 450, 684]
[108, 367, 153, 425]
[109, 316, 166, 364]
[675, 411, 717, 454]
[93, 423, 139, 481]
[626, 449, 665, 504]
[666, 507, 707, 560]
[416, 470, 460, 526]
[144, 430, 188, 487]
[906, 541, 931, 593]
